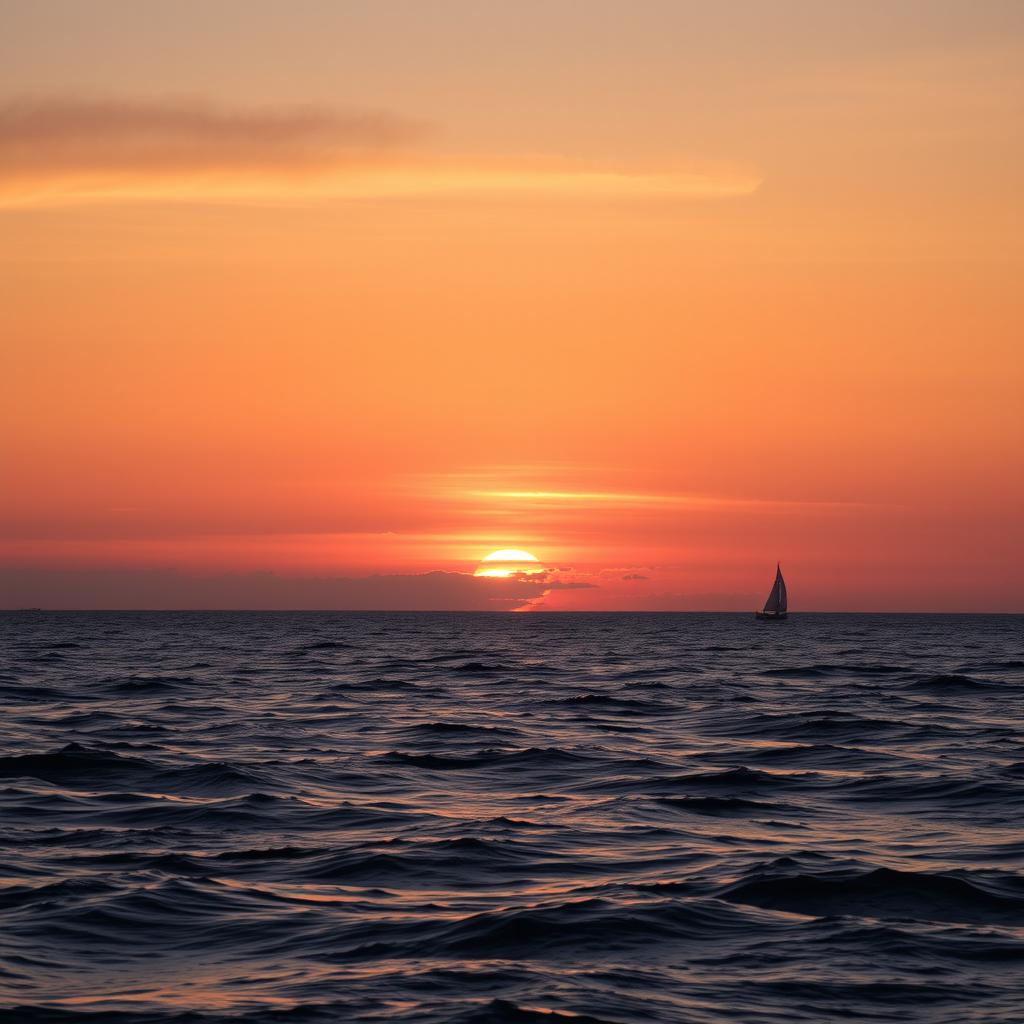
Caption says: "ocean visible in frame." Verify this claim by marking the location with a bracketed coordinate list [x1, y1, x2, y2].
[1, 611, 1022, 1023]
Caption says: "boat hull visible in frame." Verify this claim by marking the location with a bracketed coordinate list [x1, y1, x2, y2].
[755, 611, 788, 620]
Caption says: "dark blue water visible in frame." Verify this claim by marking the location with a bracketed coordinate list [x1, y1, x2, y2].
[1, 612, 1023, 1023]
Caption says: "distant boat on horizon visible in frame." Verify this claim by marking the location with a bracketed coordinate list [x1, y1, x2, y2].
[756, 564, 788, 620]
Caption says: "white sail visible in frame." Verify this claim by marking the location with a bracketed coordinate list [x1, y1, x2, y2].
[762, 564, 787, 614]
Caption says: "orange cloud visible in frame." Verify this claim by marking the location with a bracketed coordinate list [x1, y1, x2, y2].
[0, 96, 761, 206]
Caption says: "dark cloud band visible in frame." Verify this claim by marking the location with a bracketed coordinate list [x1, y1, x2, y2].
[0, 568, 590, 612]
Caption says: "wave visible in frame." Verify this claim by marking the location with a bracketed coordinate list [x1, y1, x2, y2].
[725, 710, 921, 742]
[0, 744, 156, 786]
[761, 663, 910, 679]
[906, 673, 1008, 693]
[656, 795, 795, 815]
[399, 722, 519, 738]
[0, 744, 277, 797]
[423, 896, 772, 958]
[0, 877, 115, 911]
[0, 682, 72, 702]
[547, 693, 662, 712]
[150, 761, 272, 795]
[379, 747, 601, 771]
[456, 999, 624, 1024]
[212, 845, 328, 862]
[106, 674, 195, 692]
[286, 837, 546, 885]
[586, 766, 808, 798]
[329, 676, 421, 692]
[833, 772, 1024, 807]
[708, 743, 909, 771]
[724, 865, 1024, 925]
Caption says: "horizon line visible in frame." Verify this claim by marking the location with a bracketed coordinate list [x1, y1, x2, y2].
[3, 608, 1021, 616]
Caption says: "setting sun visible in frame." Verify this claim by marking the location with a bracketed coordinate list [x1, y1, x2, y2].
[474, 549, 544, 578]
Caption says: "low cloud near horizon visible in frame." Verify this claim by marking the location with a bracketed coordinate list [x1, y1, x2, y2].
[0, 96, 760, 206]
[0, 568, 593, 612]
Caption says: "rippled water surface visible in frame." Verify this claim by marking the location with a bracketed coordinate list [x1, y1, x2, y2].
[1, 611, 1023, 1023]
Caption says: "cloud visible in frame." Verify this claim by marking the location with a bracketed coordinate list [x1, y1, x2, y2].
[0, 568, 566, 611]
[0, 96, 421, 204]
[0, 96, 760, 206]
[621, 573, 649, 581]
[0, 96, 420, 168]
[466, 489, 866, 511]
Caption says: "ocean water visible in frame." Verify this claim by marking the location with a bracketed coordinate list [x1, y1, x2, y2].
[1, 611, 1023, 1024]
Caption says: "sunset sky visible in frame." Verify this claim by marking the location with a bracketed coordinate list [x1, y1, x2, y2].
[2, 1, 1022, 611]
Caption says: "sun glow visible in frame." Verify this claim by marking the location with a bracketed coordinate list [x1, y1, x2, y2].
[474, 549, 544, 578]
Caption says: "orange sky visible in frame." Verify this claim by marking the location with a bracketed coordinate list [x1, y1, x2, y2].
[1, 2, 1022, 610]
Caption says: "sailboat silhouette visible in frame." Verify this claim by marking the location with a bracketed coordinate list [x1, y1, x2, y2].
[755, 564, 788, 620]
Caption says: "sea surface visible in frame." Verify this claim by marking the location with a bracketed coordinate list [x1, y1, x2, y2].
[1, 612, 1023, 1024]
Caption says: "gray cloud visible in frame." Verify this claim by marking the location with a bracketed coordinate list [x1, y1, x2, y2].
[0, 568, 562, 611]
[0, 95, 424, 178]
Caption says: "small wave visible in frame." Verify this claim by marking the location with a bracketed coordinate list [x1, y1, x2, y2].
[667, 766, 802, 790]
[430, 896, 771, 957]
[106, 674, 195, 692]
[288, 836, 541, 885]
[552, 693, 659, 712]
[728, 710, 923, 742]
[0, 877, 114, 910]
[379, 747, 596, 771]
[907, 673, 1004, 693]
[716, 743, 907, 771]
[457, 999, 624, 1024]
[212, 845, 327, 862]
[834, 773, 1024, 807]
[333, 677, 419, 691]
[580, 765, 808, 797]
[724, 865, 1024, 925]
[0, 745, 275, 799]
[151, 760, 271, 795]
[761, 663, 909, 679]
[400, 722, 515, 737]
[587, 765, 799, 796]
[0, 744, 156, 786]
[0, 683, 69, 702]
[657, 795, 792, 815]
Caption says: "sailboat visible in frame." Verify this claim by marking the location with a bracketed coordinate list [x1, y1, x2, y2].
[756, 564, 788, 620]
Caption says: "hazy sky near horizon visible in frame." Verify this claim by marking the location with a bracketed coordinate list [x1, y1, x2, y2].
[2, 1, 1022, 610]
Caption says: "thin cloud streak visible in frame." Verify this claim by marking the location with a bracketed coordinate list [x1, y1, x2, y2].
[0, 96, 760, 206]
[465, 489, 875, 510]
